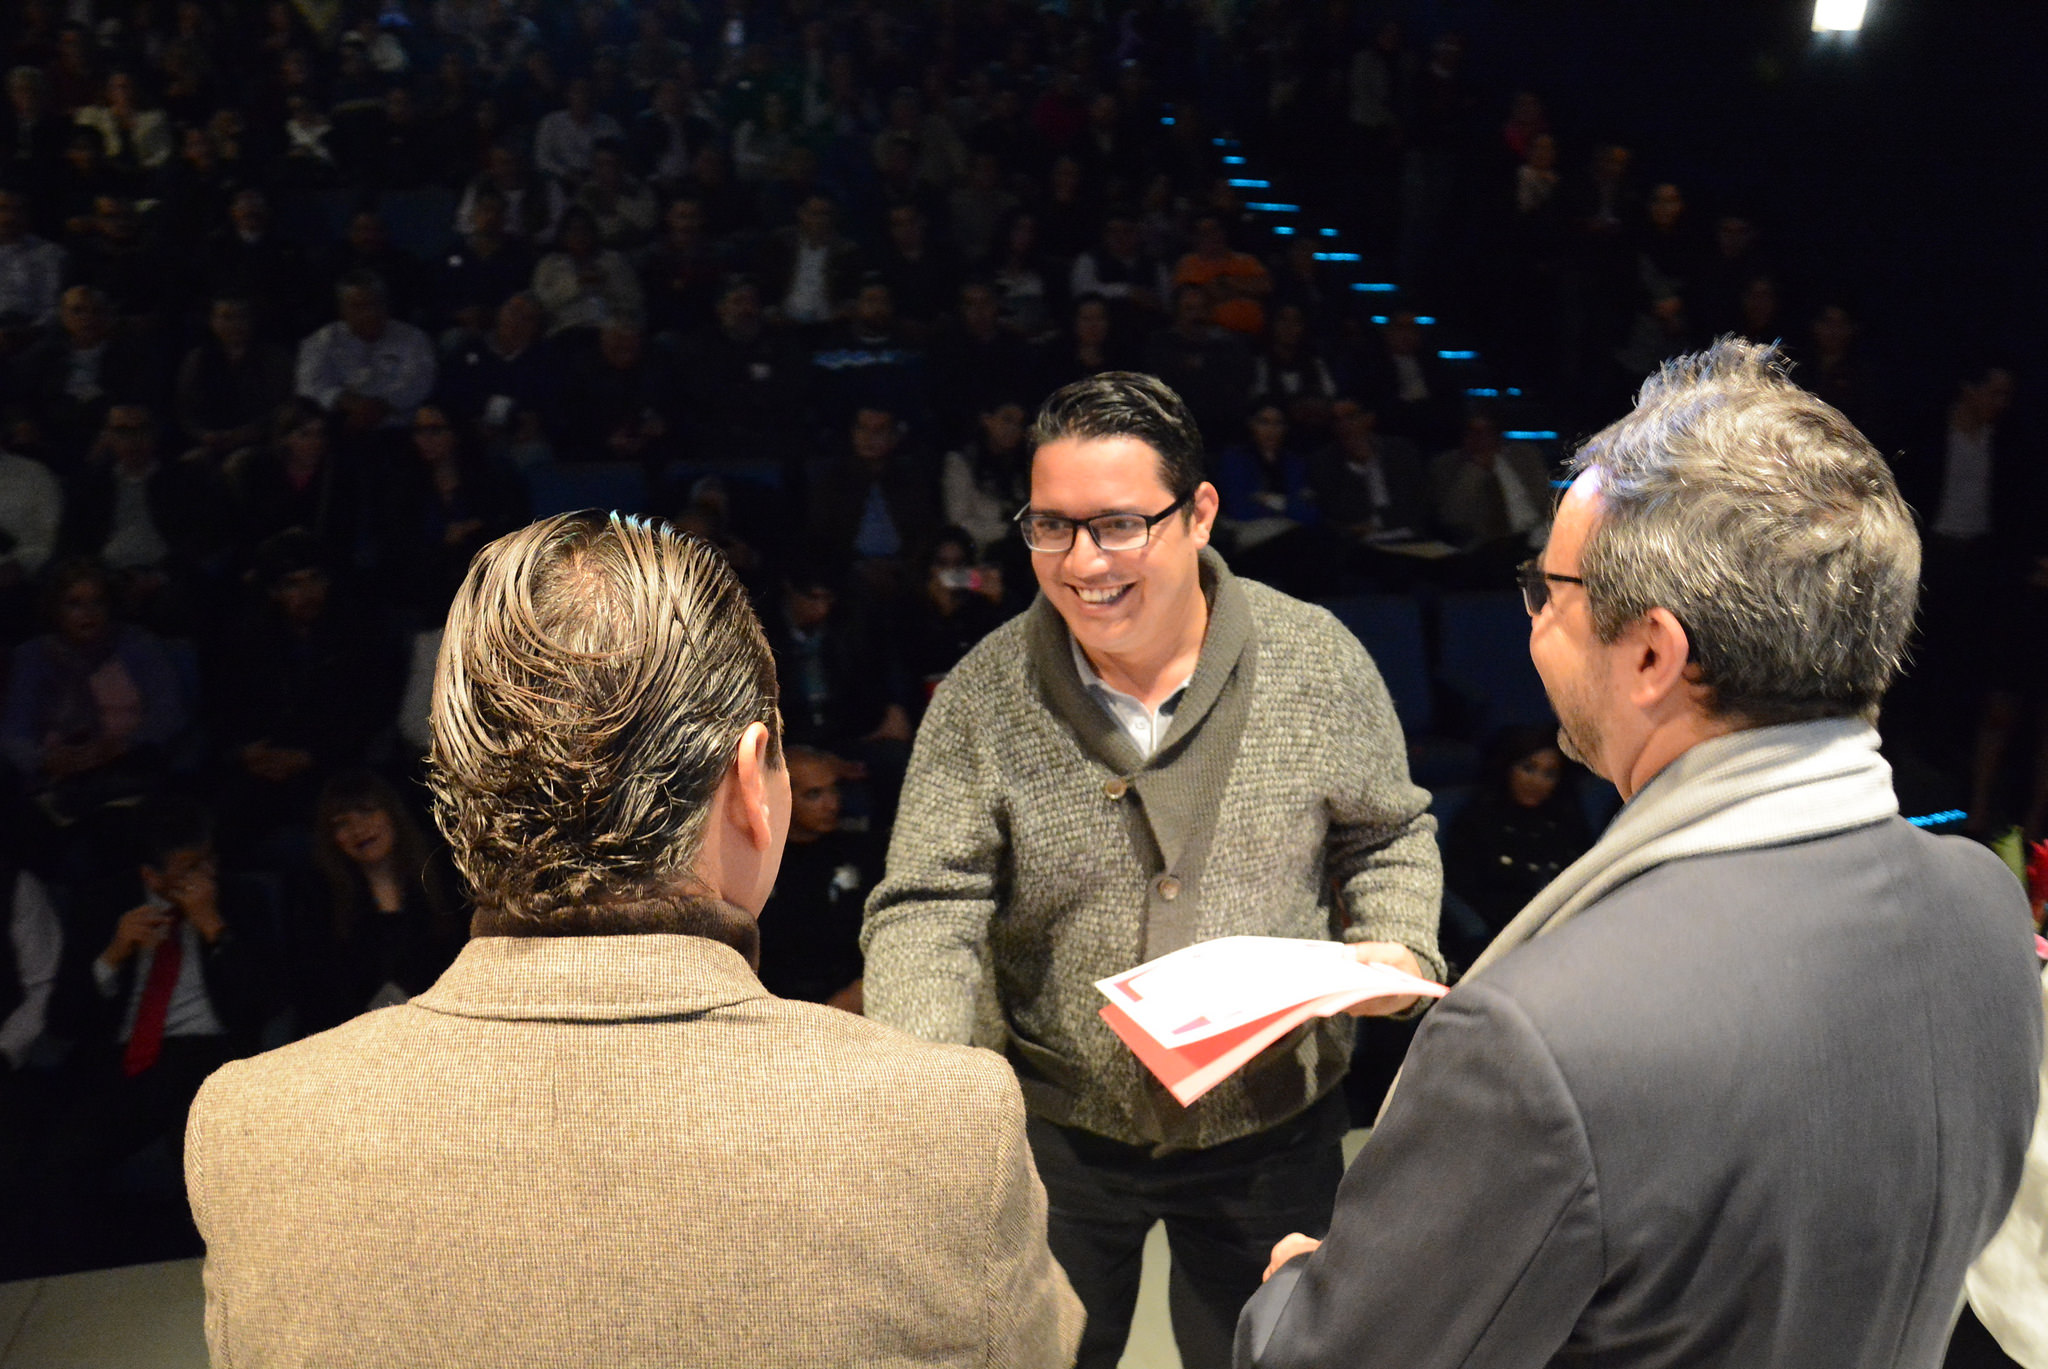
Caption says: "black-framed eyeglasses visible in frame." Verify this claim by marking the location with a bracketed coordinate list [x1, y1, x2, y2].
[1516, 559, 1586, 616]
[1014, 495, 1191, 554]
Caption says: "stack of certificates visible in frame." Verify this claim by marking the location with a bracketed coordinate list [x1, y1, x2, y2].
[1096, 937, 1447, 1106]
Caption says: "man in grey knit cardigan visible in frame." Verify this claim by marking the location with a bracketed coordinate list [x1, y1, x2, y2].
[863, 372, 1443, 1369]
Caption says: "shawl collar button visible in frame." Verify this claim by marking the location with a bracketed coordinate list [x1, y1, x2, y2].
[1104, 777, 1129, 800]
[1155, 874, 1182, 901]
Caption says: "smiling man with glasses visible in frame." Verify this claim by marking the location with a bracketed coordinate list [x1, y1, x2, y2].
[866, 371, 1443, 1369]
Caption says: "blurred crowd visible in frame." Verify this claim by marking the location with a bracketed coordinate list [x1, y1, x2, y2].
[0, 0, 2031, 1284]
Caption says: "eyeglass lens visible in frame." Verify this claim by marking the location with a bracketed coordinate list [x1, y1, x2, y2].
[1021, 515, 1151, 553]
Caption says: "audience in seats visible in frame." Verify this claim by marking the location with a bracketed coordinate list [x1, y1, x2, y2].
[0, 2, 2028, 1322]
[293, 768, 464, 1033]
[1428, 409, 1553, 557]
[42, 795, 269, 1272]
[1437, 726, 1593, 970]
[753, 745, 875, 1012]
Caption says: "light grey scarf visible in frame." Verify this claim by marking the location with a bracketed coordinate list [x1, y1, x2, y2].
[1380, 716, 1898, 1118]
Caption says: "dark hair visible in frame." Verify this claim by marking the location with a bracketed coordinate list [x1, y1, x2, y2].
[1030, 371, 1206, 501]
[271, 395, 328, 445]
[136, 794, 214, 869]
[556, 205, 598, 243]
[335, 266, 388, 304]
[251, 526, 327, 586]
[781, 549, 845, 595]
[311, 769, 459, 943]
[1478, 725, 1569, 806]
[783, 744, 837, 771]
[40, 555, 111, 623]
[922, 524, 977, 569]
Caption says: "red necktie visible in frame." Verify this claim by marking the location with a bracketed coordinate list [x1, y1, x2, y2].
[122, 918, 184, 1077]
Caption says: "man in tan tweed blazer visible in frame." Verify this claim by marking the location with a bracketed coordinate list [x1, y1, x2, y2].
[185, 512, 1082, 1368]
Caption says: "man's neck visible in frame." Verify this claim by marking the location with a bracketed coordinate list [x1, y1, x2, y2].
[1616, 712, 1741, 802]
[1078, 595, 1208, 710]
[1952, 407, 1991, 438]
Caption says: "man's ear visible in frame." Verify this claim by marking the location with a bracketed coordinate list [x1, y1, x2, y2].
[1622, 607, 1697, 710]
[1189, 481, 1220, 547]
[728, 721, 778, 853]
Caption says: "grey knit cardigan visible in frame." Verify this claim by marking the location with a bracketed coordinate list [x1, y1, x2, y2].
[863, 550, 1444, 1152]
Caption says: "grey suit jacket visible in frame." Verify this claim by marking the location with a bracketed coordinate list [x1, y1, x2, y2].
[187, 934, 1083, 1368]
[1239, 817, 2043, 1368]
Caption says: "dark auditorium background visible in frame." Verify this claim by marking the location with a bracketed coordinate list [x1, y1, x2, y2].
[0, 0, 2036, 1346]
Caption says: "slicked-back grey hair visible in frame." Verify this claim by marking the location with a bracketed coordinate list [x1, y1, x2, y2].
[428, 512, 781, 926]
[1570, 338, 1919, 726]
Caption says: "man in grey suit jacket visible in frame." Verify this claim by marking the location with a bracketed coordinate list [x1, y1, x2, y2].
[1427, 410, 1555, 552]
[1238, 340, 2044, 1368]
[186, 513, 1082, 1368]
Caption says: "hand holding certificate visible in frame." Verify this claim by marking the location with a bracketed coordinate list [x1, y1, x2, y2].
[1095, 937, 1447, 1106]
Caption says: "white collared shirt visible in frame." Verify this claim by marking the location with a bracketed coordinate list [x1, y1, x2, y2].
[1070, 633, 1192, 761]
[93, 892, 226, 1044]
[1494, 455, 1543, 535]
[784, 241, 833, 323]
[2, 870, 60, 1068]
[1933, 425, 1994, 540]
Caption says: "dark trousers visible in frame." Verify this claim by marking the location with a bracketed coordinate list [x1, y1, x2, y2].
[35, 1035, 230, 1271]
[1944, 1304, 2023, 1369]
[1027, 1091, 1348, 1369]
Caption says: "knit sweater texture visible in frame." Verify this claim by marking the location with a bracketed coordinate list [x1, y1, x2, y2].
[864, 550, 1443, 1152]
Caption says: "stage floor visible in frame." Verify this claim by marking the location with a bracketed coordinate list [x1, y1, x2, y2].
[0, 1259, 207, 1368]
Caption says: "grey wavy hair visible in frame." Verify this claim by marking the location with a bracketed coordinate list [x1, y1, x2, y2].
[1570, 338, 1919, 726]
[427, 512, 781, 924]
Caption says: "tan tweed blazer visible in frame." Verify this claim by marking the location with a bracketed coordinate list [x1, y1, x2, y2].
[186, 934, 1082, 1368]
